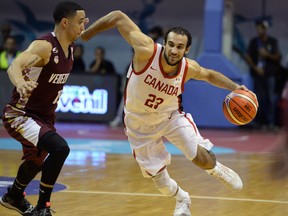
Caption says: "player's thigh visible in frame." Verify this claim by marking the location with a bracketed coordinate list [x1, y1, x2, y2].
[133, 141, 171, 177]
[4, 115, 52, 145]
[3, 114, 52, 165]
[164, 112, 213, 160]
[125, 116, 171, 175]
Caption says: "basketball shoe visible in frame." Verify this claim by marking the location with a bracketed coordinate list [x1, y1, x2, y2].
[0, 186, 34, 215]
[174, 193, 191, 216]
[208, 161, 243, 191]
[33, 202, 55, 216]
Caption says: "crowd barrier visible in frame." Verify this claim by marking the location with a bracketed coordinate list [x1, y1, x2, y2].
[0, 71, 119, 123]
[1, 70, 253, 127]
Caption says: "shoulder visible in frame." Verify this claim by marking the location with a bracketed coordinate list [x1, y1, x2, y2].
[132, 34, 155, 61]
[187, 58, 201, 71]
[105, 59, 114, 64]
[28, 37, 52, 50]
[27, 40, 52, 56]
[268, 36, 278, 43]
[25, 40, 52, 65]
[185, 58, 201, 79]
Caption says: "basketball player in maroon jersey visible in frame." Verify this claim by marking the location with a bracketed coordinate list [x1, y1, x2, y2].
[0, 2, 87, 216]
[81, 11, 258, 215]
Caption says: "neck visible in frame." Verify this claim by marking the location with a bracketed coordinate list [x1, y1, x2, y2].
[54, 28, 70, 52]
[259, 34, 268, 42]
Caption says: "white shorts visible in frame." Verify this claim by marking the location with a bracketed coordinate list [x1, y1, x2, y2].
[124, 110, 214, 177]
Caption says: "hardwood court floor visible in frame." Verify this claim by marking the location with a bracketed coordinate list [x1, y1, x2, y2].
[0, 123, 288, 216]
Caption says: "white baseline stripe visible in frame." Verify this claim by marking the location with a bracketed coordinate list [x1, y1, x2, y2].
[62, 190, 288, 204]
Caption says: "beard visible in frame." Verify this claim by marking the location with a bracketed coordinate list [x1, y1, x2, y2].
[164, 52, 182, 66]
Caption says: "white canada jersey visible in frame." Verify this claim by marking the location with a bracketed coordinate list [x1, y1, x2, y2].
[124, 43, 188, 124]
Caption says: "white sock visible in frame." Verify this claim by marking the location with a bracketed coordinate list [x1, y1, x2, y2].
[205, 162, 219, 174]
[175, 187, 189, 201]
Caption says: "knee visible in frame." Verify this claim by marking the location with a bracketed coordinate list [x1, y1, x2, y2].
[192, 146, 216, 169]
[62, 145, 70, 157]
[54, 145, 70, 157]
[38, 131, 69, 154]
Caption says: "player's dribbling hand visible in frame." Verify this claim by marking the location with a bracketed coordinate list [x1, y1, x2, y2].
[16, 80, 38, 98]
[236, 85, 259, 107]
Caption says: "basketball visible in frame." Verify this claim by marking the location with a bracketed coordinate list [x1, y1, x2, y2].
[223, 89, 258, 125]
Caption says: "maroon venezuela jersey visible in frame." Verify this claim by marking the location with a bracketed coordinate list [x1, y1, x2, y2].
[8, 32, 74, 118]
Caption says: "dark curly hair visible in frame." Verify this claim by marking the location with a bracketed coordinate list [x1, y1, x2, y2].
[164, 26, 192, 48]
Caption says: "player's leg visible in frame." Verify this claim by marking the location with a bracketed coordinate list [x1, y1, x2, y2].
[0, 160, 41, 215]
[194, 146, 243, 191]
[165, 111, 243, 191]
[1, 112, 46, 215]
[152, 169, 191, 216]
[34, 130, 70, 214]
[132, 142, 191, 216]
[125, 116, 191, 215]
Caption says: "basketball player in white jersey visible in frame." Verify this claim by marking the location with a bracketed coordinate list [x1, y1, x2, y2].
[81, 11, 258, 216]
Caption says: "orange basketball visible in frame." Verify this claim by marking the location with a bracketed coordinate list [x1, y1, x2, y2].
[223, 89, 258, 125]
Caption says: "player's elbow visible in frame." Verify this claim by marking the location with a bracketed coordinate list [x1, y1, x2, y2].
[109, 10, 131, 27]
[110, 10, 126, 19]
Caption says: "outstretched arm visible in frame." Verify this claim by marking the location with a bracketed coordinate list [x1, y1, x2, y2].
[81, 10, 154, 61]
[81, 10, 139, 44]
[197, 67, 240, 91]
[186, 59, 258, 104]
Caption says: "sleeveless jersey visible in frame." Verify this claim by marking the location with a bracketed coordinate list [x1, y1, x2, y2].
[8, 32, 74, 117]
[124, 43, 188, 124]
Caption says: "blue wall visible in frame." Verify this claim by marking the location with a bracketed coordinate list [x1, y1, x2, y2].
[182, 0, 252, 128]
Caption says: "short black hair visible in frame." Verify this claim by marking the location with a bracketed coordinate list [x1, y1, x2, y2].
[164, 26, 192, 48]
[149, 26, 163, 37]
[95, 46, 105, 54]
[4, 35, 17, 43]
[53, 1, 84, 24]
[255, 20, 269, 29]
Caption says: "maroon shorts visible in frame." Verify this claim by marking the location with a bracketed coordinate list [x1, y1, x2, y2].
[2, 104, 56, 166]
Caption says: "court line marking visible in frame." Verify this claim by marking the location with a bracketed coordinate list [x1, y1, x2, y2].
[62, 190, 288, 204]
[171, 156, 275, 163]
